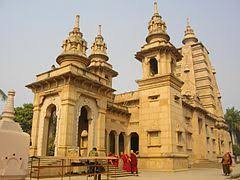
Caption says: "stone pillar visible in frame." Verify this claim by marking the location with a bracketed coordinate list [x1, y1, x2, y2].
[88, 118, 94, 154]
[95, 109, 106, 156]
[115, 133, 119, 155]
[106, 130, 110, 155]
[160, 53, 167, 75]
[29, 103, 40, 156]
[94, 99, 107, 156]
[125, 134, 131, 154]
[58, 98, 76, 156]
[0, 90, 30, 179]
[57, 86, 77, 156]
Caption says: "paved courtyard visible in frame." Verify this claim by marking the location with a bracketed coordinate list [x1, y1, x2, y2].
[27, 164, 240, 180]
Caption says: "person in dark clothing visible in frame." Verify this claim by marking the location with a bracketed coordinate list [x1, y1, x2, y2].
[221, 152, 232, 176]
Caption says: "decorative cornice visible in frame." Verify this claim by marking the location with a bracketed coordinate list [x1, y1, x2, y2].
[107, 102, 130, 116]
[26, 64, 115, 98]
[135, 43, 182, 62]
[136, 74, 183, 91]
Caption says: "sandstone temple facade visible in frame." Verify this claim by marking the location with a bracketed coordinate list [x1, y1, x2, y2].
[27, 2, 231, 170]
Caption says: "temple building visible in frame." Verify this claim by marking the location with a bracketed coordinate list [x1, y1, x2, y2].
[26, 2, 231, 170]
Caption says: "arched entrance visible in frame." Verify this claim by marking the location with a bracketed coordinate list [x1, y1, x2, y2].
[109, 130, 116, 154]
[78, 106, 90, 156]
[45, 104, 57, 156]
[119, 132, 125, 154]
[130, 132, 139, 153]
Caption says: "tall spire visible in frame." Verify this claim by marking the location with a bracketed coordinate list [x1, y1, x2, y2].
[98, 25, 102, 36]
[56, 15, 88, 67]
[89, 25, 108, 61]
[154, 0, 158, 15]
[182, 18, 198, 45]
[146, 1, 170, 43]
[74, 15, 80, 31]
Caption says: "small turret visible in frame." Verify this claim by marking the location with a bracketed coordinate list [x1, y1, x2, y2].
[89, 25, 108, 61]
[182, 18, 198, 45]
[56, 15, 89, 68]
[146, 1, 170, 43]
[88, 25, 118, 87]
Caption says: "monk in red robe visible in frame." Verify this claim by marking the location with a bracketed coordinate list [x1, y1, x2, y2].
[121, 153, 131, 172]
[130, 150, 138, 175]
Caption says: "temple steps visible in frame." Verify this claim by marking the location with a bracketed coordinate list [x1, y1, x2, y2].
[191, 159, 221, 169]
[28, 157, 136, 179]
[108, 165, 136, 178]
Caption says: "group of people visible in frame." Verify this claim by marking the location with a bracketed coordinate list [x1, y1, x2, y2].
[108, 150, 139, 175]
[89, 148, 233, 178]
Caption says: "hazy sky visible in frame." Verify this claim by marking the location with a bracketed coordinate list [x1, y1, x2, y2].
[0, 0, 239, 112]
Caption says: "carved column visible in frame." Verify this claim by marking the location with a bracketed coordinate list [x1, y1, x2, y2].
[106, 130, 110, 155]
[115, 133, 119, 155]
[96, 99, 107, 156]
[125, 134, 131, 154]
[30, 105, 41, 156]
[29, 94, 41, 156]
[57, 86, 77, 156]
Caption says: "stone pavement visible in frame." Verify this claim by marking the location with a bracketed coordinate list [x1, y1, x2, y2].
[27, 164, 240, 180]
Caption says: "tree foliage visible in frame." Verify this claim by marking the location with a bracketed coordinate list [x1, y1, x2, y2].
[233, 145, 240, 156]
[225, 107, 240, 133]
[14, 103, 33, 135]
[0, 89, 7, 101]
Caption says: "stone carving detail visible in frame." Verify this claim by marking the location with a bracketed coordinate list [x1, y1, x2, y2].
[61, 15, 87, 57]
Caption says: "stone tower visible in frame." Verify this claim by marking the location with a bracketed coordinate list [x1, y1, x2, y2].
[134, 1, 188, 169]
[27, 16, 117, 157]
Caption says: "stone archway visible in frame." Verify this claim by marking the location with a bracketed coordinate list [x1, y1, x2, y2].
[130, 132, 139, 153]
[109, 130, 117, 154]
[119, 132, 125, 154]
[43, 104, 57, 156]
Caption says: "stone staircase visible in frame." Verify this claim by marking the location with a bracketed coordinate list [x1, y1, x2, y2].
[191, 159, 222, 169]
[107, 165, 136, 178]
[28, 157, 135, 179]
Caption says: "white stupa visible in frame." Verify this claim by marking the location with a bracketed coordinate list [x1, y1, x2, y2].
[0, 90, 30, 179]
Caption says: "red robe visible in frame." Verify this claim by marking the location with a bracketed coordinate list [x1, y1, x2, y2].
[121, 154, 131, 172]
[112, 155, 119, 167]
[130, 153, 138, 172]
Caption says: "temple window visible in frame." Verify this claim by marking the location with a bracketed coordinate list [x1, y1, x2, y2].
[149, 58, 158, 76]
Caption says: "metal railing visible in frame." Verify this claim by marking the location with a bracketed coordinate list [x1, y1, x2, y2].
[29, 156, 118, 180]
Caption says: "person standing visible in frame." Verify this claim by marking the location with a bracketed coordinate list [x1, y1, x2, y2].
[121, 152, 131, 172]
[88, 147, 101, 180]
[130, 150, 138, 175]
[221, 152, 232, 176]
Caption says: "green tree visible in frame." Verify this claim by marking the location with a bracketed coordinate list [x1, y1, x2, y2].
[232, 144, 240, 156]
[14, 103, 33, 135]
[225, 107, 240, 143]
[0, 89, 7, 101]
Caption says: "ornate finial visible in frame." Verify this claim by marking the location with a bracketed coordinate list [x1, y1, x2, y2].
[74, 15, 80, 29]
[187, 17, 190, 26]
[146, 0, 169, 43]
[89, 25, 108, 61]
[1, 89, 15, 121]
[154, 0, 158, 14]
[57, 14, 88, 64]
[98, 25, 102, 36]
[182, 18, 198, 45]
